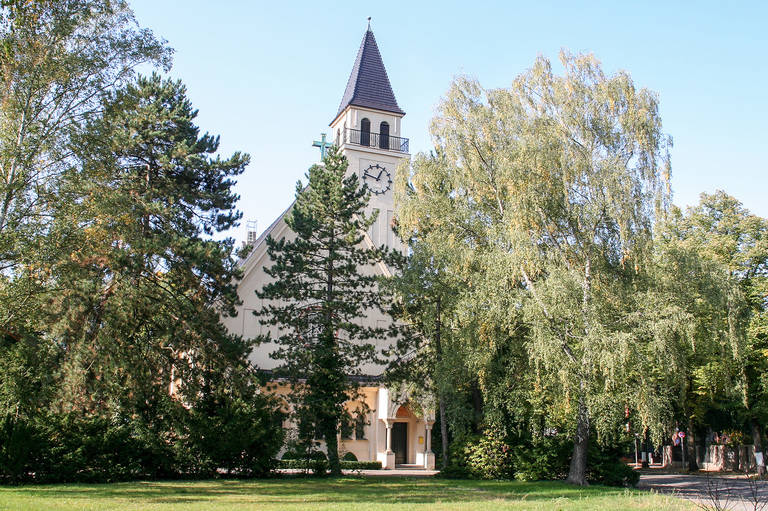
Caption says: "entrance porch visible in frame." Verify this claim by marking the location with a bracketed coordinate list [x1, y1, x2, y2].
[376, 388, 435, 470]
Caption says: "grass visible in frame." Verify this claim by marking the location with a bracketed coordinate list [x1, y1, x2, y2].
[0, 476, 693, 511]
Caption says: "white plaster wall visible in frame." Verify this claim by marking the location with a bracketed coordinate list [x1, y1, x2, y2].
[225, 104, 409, 374]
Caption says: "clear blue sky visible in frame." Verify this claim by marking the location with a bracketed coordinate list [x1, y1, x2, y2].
[130, 0, 768, 242]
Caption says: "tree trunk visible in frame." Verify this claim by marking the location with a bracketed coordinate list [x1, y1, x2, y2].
[566, 390, 590, 485]
[687, 419, 698, 471]
[566, 258, 591, 486]
[752, 420, 766, 477]
[641, 427, 650, 468]
[434, 295, 449, 469]
[439, 395, 449, 470]
[324, 421, 341, 475]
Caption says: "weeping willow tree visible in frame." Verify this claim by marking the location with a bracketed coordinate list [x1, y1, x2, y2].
[397, 51, 673, 484]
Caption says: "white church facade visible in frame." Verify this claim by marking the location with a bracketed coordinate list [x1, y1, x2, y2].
[221, 26, 435, 470]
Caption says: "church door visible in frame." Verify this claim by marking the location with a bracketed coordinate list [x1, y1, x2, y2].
[392, 422, 407, 465]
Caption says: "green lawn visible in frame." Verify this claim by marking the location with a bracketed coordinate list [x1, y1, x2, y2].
[0, 476, 692, 511]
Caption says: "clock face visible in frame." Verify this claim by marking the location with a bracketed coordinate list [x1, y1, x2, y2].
[361, 164, 392, 195]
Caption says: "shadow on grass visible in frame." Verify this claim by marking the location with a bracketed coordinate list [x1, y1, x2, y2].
[0, 477, 642, 506]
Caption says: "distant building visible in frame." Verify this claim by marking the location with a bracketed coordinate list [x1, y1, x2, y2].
[246, 220, 258, 246]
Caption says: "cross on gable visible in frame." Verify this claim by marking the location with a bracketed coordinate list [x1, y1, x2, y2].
[312, 133, 333, 160]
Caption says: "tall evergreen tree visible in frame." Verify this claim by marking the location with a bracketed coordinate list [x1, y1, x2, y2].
[256, 146, 394, 475]
[49, 73, 250, 414]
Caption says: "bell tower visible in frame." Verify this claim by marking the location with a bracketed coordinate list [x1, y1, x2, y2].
[329, 24, 409, 251]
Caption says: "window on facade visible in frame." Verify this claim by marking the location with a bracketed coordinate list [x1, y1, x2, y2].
[355, 413, 367, 440]
[379, 121, 390, 150]
[340, 417, 354, 440]
[360, 117, 371, 146]
[336, 128, 341, 145]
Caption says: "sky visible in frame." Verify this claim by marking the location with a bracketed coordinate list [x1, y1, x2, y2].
[130, 1, 768, 243]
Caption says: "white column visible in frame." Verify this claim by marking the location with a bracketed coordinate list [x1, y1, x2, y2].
[424, 421, 436, 469]
[385, 422, 393, 454]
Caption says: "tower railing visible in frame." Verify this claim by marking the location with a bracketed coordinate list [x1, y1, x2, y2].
[344, 128, 409, 153]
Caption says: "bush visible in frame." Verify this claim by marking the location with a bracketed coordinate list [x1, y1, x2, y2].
[511, 435, 572, 482]
[509, 434, 637, 486]
[342, 452, 358, 461]
[464, 427, 514, 480]
[187, 392, 283, 477]
[436, 433, 478, 479]
[277, 459, 381, 470]
[0, 389, 284, 483]
[587, 442, 639, 487]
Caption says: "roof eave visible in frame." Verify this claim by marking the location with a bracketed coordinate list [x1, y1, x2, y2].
[329, 103, 406, 127]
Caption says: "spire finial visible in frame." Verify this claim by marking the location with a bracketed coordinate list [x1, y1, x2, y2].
[367, 17, 371, 30]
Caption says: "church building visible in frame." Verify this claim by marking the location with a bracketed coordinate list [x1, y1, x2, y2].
[221, 26, 435, 470]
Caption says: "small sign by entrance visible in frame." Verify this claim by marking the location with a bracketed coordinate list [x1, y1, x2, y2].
[418, 436, 424, 444]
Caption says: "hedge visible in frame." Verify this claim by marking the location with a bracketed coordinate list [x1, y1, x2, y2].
[277, 459, 381, 470]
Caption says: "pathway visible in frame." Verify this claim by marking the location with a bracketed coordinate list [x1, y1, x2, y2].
[639, 472, 768, 511]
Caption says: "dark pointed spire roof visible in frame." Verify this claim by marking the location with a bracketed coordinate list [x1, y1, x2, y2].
[334, 27, 404, 122]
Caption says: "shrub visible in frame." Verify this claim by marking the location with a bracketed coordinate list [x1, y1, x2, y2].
[342, 452, 358, 461]
[0, 390, 284, 483]
[587, 442, 639, 487]
[511, 435, 572, 482]
[509, 434, 637, 486]
[277, 459, 381, 470]
[436, 433, 479, 479]
[464, 427, 514, 480]
[187, 392, 283, 477]
[721, 429, 748, 446]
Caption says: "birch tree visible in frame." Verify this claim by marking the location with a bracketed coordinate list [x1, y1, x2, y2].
[0, 0, 170, 332]
[397, 51, 672, 484]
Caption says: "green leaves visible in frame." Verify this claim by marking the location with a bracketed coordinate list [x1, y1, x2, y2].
[256, 145, 395, 473]
[397, 51, 674, 482]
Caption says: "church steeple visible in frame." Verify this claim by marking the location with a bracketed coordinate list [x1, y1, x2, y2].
[333, 26, 404, 124]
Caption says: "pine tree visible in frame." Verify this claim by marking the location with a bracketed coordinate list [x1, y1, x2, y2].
[50, 73, 252, 419]
[256, 146, 393, 475]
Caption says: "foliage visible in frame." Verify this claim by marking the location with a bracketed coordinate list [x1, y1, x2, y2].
[396, 50, 672, 485]
[0, 0, 171, 334]
[0, 13, 282, 481]
[511, 435, 638, 487]
[463, 426, 515, 480]
[586, 442, 639, 487]
[0, 389, 282, 484]
[511, 436, 573, 482]
[256, 145, 395, 474]
[276, 459, 382, 471]
[384, 241, 468, 467]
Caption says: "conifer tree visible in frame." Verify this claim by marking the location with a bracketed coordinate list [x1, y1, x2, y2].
[256, 146, 393, 475]
[51, 73, 252, 419]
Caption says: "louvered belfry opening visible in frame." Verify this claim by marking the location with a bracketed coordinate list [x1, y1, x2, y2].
[379, 121, 389, 149]
[360, 117, 371, 146]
